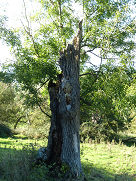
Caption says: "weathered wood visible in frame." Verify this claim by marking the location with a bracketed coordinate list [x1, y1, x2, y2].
[36, 20, 85, 180]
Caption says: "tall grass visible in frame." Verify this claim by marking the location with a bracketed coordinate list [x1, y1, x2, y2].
[0, 136, 136, 181]
[81, 139, 136, 180]
[0, 145, 35, 181]
[0, 137, 48, 181]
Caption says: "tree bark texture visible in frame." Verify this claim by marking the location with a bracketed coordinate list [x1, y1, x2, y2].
[36, 20, 84, 179]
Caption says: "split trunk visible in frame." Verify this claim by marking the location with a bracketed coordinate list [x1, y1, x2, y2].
[37, 20, 84, 180]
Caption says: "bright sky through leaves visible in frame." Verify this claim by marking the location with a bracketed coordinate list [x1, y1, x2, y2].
[0, 0, 135, 67]
[0, 0, 103, 68]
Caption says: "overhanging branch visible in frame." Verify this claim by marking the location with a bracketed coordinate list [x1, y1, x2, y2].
[35, 89, 52, 118]
[37, 101, 52, 118]
[27, 84, 52, 118]
[37, 78, 50, 91]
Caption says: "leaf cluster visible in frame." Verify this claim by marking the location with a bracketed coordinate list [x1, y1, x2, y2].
[0, 0, 135, 130]
[80, 64, 136, 140]
[82, 0, 136, 62]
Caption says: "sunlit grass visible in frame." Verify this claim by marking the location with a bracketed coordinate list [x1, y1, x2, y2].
[81, 140, 136, 180]
[0, 135, 47, 150]
[0, 135, 136, 180]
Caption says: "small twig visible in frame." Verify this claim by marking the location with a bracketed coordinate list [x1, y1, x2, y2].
[88, 50, 102, 59]
[0, 174, 6, 181]
[88, 56, 103, 89]
[37, 101, 52, 118]
[37, 78, 50, 91]
[49, 0, 55, 6]
[85, 61, 99, 68]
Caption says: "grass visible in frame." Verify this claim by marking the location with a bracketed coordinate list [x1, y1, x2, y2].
[81, 140, 136, 180]
[0, 135, 136, 180]
[0, 135, 46, 150]
[0, 135, 47, 181]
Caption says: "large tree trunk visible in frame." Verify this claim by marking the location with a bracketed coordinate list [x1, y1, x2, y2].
[36, 20, 85, 180]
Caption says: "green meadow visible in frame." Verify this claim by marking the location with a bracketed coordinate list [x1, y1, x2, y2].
[0, 135, 136, 181]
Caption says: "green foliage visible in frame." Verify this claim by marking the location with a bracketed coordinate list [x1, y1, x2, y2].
[0, 124, 12, 137]
[126, 73, 136, 106]
[0, 136, 136, 181]
[0, 0, 135, 140]
[0, 82, 18, 124]
[80, 121, 117, 142]
[82, 0, 136, 61]
[80, 65, 136, 141]
[60, 161, 70, 176]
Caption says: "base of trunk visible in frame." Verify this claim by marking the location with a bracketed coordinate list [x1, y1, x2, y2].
[36, 146, 86, 180]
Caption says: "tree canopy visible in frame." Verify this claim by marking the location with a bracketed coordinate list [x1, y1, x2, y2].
[0, 0, 136, 139]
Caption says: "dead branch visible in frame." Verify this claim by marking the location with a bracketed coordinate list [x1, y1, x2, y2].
[21, 0, 39, 57]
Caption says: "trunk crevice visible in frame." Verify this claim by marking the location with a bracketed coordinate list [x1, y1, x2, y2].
[36, 20, 85, 180]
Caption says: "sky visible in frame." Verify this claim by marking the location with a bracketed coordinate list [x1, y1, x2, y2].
[0, 0, 135, 69]
[0, 0, 23, 66]
[0, 0, 103, 69]
[0, 0, 47, 70]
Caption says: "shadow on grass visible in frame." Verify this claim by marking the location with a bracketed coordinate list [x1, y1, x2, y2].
[12, 135, 29, 140]
[118, 135, 136, 147]
[0, 144, 38, 181]
[82, 161, 136, 181]
[0, 139, 136, 181]
[123, 140, 136, 147]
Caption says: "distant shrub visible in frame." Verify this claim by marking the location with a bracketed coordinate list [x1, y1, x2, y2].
[15, 122, 50, 139]
[80, 121, 117, 143]
[0, 124, 12, 137]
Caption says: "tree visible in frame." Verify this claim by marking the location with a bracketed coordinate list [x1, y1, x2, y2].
[0, 82, 27, 128]
[80, 64, 136, 141]
[0, 82, 17, 124]
[0, 0, 136, 179]
[37, 21, 84, 178]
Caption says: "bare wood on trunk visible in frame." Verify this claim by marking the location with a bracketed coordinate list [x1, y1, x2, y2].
[36, 20, 85, 180]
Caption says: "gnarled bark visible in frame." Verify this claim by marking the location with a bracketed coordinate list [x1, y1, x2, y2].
[36, 20, 85, 180]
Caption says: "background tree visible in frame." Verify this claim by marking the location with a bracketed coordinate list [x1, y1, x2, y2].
[80, 64, 136, 141]
[0, 82, 29, 129]
[0, 82, 18, 124]
[0, 81, 51, 139]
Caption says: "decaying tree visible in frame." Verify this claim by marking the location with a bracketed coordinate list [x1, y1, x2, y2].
[36, 20, 85, 180]
[1, 0, 136, 180]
